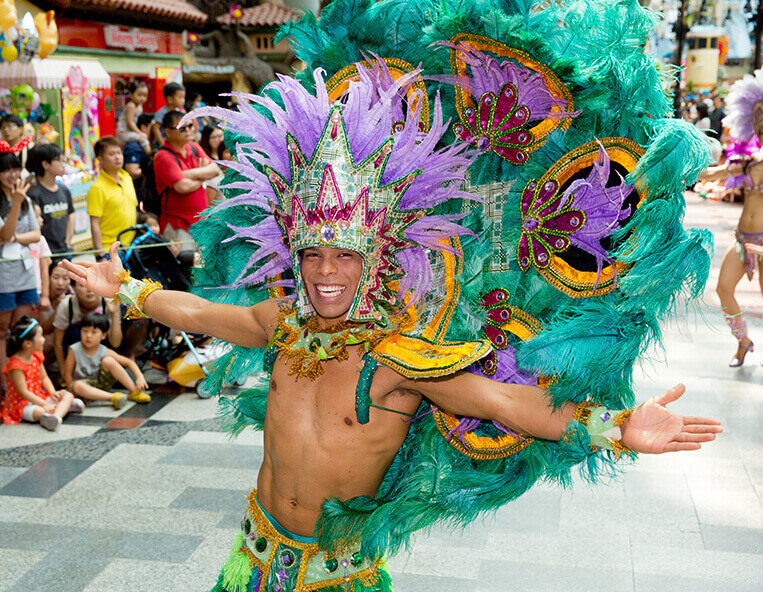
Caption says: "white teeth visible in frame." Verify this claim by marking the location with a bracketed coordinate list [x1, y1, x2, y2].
[316, 285, 345, 298]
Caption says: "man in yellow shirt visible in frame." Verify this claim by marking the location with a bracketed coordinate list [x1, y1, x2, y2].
[87, 137, 137, 257]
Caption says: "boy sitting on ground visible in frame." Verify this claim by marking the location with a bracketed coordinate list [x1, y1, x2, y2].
[63, 312, 150, 407]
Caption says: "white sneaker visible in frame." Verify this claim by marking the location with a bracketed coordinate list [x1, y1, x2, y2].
[69, 398, 86, 414]
[40, 413, 62, 431]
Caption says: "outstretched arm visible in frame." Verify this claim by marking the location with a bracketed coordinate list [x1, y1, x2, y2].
[405, 372, 721, 454]
[59, 242, 283, 348]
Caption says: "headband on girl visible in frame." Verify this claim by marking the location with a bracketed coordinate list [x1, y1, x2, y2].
[19, 318, 39, 339]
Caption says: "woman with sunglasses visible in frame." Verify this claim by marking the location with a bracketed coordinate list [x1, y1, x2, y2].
[152, 110, 220, 252]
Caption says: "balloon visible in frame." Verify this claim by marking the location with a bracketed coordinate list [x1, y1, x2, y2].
[34, 10, 57, 59]
[0, 87, 10, 114]
[16, 34, 38, 64]
[31, 91, 39, 110]
[1, 44, 16, 61]
[18, 12, 36, 37]
[0, 0, 17, 33]
[10, 84, 33, 119]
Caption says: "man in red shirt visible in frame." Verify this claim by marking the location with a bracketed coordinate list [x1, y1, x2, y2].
[153, 111, 220, 249]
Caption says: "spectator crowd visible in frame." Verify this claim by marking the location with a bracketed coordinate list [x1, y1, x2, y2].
[1, 82, 227, 430]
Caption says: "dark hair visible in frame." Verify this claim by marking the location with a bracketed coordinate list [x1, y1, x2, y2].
[137, 210, 158, 224]
[0, 114, 24, 128]
[162, 110, 184, 130]
[7, 316, 38, 357]
[94, 136, 123, 159]
[185, 91, 202, 112]
[128, 81, 148, 95]
[136, 112, 154, 130]
[200, 124, 222, 158]
[49, 258, 71, 278]
[696, 102, 709, 120]
[162, 82, 185, 100]
[26, 143, 64, 177]
[81, 312, 110, 333]
[0, 152, 27, 217]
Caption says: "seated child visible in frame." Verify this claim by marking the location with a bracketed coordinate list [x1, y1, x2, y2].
[63, 312, 151, 407]
[53, 281, 122, 374]
[1, 316, 84, 430]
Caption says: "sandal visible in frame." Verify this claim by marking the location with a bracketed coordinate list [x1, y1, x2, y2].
[729, 340, 754, 367]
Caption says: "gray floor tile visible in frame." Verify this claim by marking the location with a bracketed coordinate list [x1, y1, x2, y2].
[0, 467, 26, 490]
[156, 442, 263, 470]
[389, 572, 475, 591]
[700, 524, 763, 554]
[0, 521, 202, 564]
[478, 559, 635, 592]
[0, 522, 116, 554]
[0, 458, 94, 498]
[634, 573, 761, 592]
[107, 530, 204, 563]
[217, 510, 244, 529]
[170, 486, 249, 513]
[5, 550, 110, 592]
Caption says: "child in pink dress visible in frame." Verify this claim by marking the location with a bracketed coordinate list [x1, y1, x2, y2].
[1, 316, 83, 430]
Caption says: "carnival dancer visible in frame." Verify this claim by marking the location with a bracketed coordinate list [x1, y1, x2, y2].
[700, 69, 763, 366]
[62, 57, 722, 590]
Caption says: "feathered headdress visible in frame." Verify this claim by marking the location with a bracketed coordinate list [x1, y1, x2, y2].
[723, 68, 763, 142]
[184, 64, 478, 325]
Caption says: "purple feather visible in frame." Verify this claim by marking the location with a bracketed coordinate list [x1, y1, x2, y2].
[560, 143, 633, 282]
[184, 61, 479, 311]
[431, 41, 577, 122]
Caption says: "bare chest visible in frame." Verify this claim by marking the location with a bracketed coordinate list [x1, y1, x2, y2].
[264, 349, 419, 450]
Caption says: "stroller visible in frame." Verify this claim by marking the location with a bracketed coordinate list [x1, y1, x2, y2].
[116, 225, 210, 395]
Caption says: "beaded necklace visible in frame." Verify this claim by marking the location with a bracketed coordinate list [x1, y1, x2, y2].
[271, 308, 397, 380]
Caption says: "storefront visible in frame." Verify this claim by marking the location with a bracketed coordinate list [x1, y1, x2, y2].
[0, 55, 112, 250]
[54, 19, 191, 132]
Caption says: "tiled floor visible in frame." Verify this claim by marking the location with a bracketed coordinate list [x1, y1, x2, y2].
[0, 193, 760, 591]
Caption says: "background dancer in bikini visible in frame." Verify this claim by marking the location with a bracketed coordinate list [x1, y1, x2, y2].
[701, 69, 763, 366]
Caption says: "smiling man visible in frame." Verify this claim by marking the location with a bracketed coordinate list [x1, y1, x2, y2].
[62, 62, 721, 592]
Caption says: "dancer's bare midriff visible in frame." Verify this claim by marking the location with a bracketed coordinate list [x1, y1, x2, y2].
[735, 159, 763, 232]
[256, 348, 422, 537]
[738, 189, 763, 233]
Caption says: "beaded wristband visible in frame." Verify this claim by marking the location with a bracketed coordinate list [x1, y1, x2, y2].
[115, 270, 163, 320]
[573, 401, 634, 459]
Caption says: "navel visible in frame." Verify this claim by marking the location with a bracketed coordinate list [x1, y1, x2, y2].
[289, 498, 298, 508]
[344, 417, 353, 426]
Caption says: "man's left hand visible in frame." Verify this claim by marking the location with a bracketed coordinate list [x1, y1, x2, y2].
[620, 384, 722, 454]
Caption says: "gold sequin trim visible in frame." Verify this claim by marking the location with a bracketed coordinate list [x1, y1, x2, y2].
[572, 400, 597, 426]
[124, 278, 163, 320]
[115, 269, 132, 284]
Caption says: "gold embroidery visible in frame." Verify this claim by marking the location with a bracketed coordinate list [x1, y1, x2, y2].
[275, 309, 398, 381]
[239, 490, 383, 592]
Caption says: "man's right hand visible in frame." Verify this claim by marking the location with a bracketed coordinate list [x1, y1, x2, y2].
[59, 242, 125, 299]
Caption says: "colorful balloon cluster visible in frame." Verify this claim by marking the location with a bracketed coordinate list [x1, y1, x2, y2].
[0, 84, 52, 123]
[0, 2, 58, 64]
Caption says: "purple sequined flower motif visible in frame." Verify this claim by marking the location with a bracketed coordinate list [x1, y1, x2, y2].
[517, 179, 586, 272]
[453, 82, 533, 165]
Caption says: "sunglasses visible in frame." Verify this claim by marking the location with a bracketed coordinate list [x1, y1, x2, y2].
[175, 124, 195, 132]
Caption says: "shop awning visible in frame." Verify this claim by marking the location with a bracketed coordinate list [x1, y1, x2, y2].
[0, 57, 111, 90]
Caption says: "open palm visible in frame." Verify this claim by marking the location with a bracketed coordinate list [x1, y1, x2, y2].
[621, 384, 722, 454]
[59, 242, 125, 299]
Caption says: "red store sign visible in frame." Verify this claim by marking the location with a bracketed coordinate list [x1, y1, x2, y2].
[56, 19, 183, 56]
[104, 26, 159, 53]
